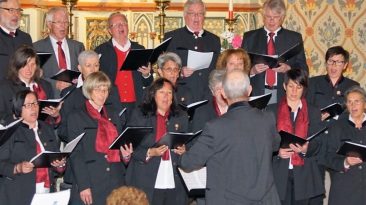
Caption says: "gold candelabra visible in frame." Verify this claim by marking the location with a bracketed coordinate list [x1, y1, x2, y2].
[62, 0, 78, 39]
[154, 0, 170, 42]
[225, 17, 237, 33]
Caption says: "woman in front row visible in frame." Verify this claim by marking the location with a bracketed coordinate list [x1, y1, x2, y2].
[126, 78, 189, 205]
[0, 90, 65, 205]
[273, 68, 324, 205]
[322, 86, 366, 205]
[67, 71, 132, 205]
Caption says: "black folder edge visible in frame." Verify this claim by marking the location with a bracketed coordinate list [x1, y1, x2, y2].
[36, 52, 52, 68]
[249, 93, 272, 110]
[109, 126, 153, 150]
[153, 130, 202, 148]
[279, 127, 327, 148]
[320, 103, 344, 119]
[337, 141, 366, 161]
[179, 100, 209, 121]
[30, 152, 70, 168]
[0, 119, 22, 146]
[38, 88, 75, 120]
[50, 69, 81, 83]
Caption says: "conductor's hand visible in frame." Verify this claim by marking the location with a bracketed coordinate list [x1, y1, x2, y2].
[345, 156, 363, 167]
[278, 148, 294, 159]
[120, 143, 133, 158]
[14, 161, 34, 174]
[173, 144, 186, 155]
[250, 63, 269, 75]
[181, 66, 194, 78]
[80, 188, 93, 205]
[148, 145, 169, 157]
[289, 142, 309, 154]
[138, 64, 151, 78]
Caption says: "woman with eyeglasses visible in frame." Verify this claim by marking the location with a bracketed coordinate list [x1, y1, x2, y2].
[0, 45, 60, 125]
[322, 85, 366, 205]
[67, 71, 132, 205]
[0, 90, 65, 205]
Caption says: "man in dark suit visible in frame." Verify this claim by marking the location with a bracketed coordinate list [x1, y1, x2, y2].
[241, 0, 307, 108]
[0, 0, 32, 80]
[33, 7, 85, 97]
[95, 12, 152, 117]
[179, 70, 281, 205]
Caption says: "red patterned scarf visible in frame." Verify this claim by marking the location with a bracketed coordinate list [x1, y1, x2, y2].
[277, 97, 309, 166]
[85, 100, 120, 162]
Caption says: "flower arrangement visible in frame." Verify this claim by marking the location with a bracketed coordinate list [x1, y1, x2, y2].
[220, 31, 243, 51]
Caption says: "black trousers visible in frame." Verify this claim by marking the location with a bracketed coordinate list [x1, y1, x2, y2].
[282, 170, 309, 205]
[152, 189, 182, 205]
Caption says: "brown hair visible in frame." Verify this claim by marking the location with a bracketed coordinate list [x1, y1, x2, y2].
[106, 186, 149, 205]
[216, 48, 251, 74]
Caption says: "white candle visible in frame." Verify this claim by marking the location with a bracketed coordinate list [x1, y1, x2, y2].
[229, 0, 233, 11]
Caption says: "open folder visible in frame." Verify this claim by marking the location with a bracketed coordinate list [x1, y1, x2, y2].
[279, 127, 327, 148]
[50, 69, 81, 84]
[187, 50, 214, 71]
[249, 93, 272, 110]
[109, 126, 153, 150]
[178, 167, 206, 196]
[38, 89, 74, 121]
[31, 189, 70, 205]
[120, 37, 172, 70]
[320, 103, 344, 120]
[179, 100, 209, 121]
[0, 119, 22, 146]
[153, 130, 202, 148]
[248, 42, 302, 68]
[30, 132, 85, 168]
[337, 141, 366, 161]
[36, 52, 52, 68]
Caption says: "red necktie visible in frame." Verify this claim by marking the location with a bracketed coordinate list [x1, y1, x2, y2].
[266, 32, 276, 87]
[156, 113, 170, 160]
[193, 31, 199, 37]
[35, 135, 50, 188]
[56, 41, 67, 70]
[33, 84, 47, 100]
[9, 32, 15, 37]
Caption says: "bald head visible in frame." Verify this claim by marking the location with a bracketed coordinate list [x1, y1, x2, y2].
[222, 69, 251, 103]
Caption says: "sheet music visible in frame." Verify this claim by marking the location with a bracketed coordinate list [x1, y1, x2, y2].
[31, 189, 70, 205]
[0, 119, 22, 130]
[178, 167, 206, 191]
[249, 93, 272, 101]
[62, 132, 85, 152]
[187, 50, 213, 71]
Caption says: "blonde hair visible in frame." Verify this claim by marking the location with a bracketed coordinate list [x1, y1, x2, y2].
[82, 71, 111, 100]
[106, 186, 149, 205]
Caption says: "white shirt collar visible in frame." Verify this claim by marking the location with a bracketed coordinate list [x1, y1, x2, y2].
[0, 25, 16, 35]
[349, 113, 366, 124]
[76, 74, 83, 88]
[186, 26, 204, 37]
[19, 77, 37, 90]
[49, 35, 66, 45]
[264, 27, 282, 40]
[112, 38, 131, 52]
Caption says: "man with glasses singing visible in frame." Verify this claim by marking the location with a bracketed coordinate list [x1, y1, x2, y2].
[0, 0, 32, 80]
[241, 0, 307, 108]
[34, 7, 85, 97]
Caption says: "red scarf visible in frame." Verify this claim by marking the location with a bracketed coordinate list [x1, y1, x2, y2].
[85, 100, 120, 162]
[156, 112, 170, 160]
[277, 97, 309, 166]
[35, 131, 50, 188]
[33, 83, 47, 100]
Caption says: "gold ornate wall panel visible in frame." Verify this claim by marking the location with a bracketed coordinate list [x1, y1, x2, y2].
[85, 17, 110, 50]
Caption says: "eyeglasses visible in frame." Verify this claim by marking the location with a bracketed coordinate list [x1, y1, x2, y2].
[327, 59, 345, 66]
[162, 67, 180, 74]
[0, 7, 23, 14]
[51, 21, 70, 26]
[93, 87, 109, 94]
[186, 12, 205, 18]
[264, 15, 282, 21]
[109, 22, 128, 29]
[346, 99, 364, 106]
[23, 102, 39, 109]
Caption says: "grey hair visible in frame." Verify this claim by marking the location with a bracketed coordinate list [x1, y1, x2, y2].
[262, 0, 286, 16]
[344, 85, 366, 103]
[45, 7, 68, 23]
[223, 69, 250, 100]
[208, 69, 226, 93]
[107, 12, 127, 28]
[78, 50, 99, 66]
[183, 0, 206, 15]
[157, 52, 182, 70]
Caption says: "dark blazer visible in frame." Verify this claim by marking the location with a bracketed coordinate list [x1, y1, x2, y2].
[322, 117, 366, 205]
[272, 103, 325, 201]
[67, 104, 125, 205]
[241, 27, 308, 103]
[0, 79, 53, 124]
[0, 28, 32, 80]
[125, 108, 189, 205]
[164, 27, 221, 102]
[33, 37, 85, 97]
[95, 39, 153, 104]
[179, 102, 281, 205]
[0, 121, 60, 205]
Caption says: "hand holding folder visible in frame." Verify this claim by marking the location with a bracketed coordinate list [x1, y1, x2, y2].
[109, 126, 153, 150]
[153, 130, 202, 148]
[38, 89, 74, 121]
[320, 103, 344, 120]
[279, 127, 327, 148]
[337, 141, 366, 161]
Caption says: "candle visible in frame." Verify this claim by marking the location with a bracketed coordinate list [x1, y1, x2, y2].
[228, 0, 233, 19]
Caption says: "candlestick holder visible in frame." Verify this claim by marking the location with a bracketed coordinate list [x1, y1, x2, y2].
[62, 0, 78, 39]
[225, 17, 237, 33]
[155, 0, 171, 43]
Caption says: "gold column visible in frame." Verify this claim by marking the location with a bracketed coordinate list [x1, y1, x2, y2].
[154, 0, 170, 42]
[62, 0, 78, 39]
[225, 17, 237, 33]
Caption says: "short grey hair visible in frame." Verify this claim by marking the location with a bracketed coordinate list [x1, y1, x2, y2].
[107, 12, 127, 28]
[157, 52, 182, 70]
[78, 50, 99, 66]
[82, 71, 111, 100]
[344, 85, 366, 103]
[183, 0, 206, 15]
[208, 69, 226, 93]
[262, 0, 286, 16]
[223, 69, 250, 100]
[45, 7, 68, 23]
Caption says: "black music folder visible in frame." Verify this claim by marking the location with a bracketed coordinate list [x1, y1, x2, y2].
[153, 130, 202, 148]
[120, 37, 172, 70]
[50, 69, 80, 83]
[109, 126, 153, 150]
[37, 52, 52, 67]
[248, 42, 302, 68]
[179, 100, 209, 121]
[337, 141, 366, 161]
[30, 132, 85, 168]
[279, 127, 327, 148]
[320, 103, 344, 120]
[38, 89, 74, 121]
[249, 93, 272, 110]
[0, 119, 22, 146]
